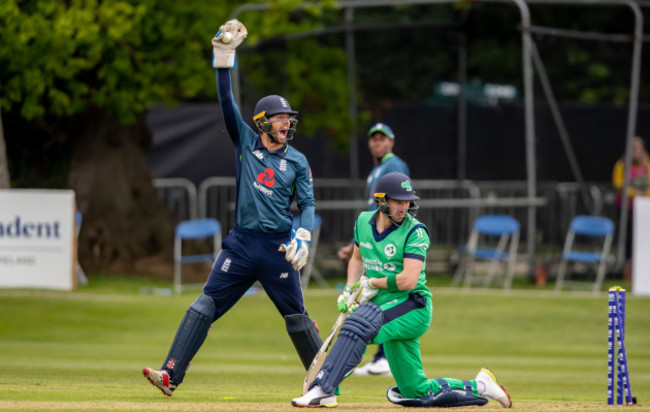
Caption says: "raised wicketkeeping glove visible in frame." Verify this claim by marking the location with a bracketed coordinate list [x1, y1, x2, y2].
[212, 19, 248, 68]
[353, 276, 378, 304]
[278, 228, 311, 271]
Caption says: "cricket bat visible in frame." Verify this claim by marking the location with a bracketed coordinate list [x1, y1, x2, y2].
[302, 286, 363, 394]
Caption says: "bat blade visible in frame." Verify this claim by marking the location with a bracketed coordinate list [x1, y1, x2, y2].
[302, 287, 364, 394]
[302, 312, 345, 394]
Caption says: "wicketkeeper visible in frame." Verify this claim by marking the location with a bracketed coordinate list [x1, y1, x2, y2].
[292, 172, 512, 408]
[142, 19, 322, 396]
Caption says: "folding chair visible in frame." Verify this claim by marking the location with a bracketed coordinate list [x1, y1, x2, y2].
[293, 214, 328, 289]
[554, 215, 614, 293]
[174, 218, 221, 294]
[452, 214, 520, 289]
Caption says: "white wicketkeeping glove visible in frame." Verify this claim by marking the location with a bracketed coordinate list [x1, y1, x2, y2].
[354, 276, 378, 304]
[212, 19, 248, 68]
[278, 228, 311, 271]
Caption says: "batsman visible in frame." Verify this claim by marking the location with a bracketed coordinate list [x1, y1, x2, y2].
[292, 172, 512, 408]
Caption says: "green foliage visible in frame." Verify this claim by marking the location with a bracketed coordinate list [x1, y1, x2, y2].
[240, 38, 354, 150]
[0, 0, 227, 123]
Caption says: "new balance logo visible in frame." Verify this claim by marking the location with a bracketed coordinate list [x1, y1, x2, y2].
[280, 272, 289, 279]
[252, 150, 264, 160]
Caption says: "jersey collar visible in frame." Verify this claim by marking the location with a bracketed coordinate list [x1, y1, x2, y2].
[369, 211, 400, 242]
[380, 152, 395, 163]
[255, 137, 289, 158]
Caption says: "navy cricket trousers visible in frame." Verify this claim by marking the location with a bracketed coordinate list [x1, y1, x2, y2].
[203, 227, 307, 319]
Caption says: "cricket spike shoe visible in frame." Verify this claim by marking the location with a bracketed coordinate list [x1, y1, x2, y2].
[142, 367, 177, 397]
[292, 385, 337, 408]
[475, 368, 512, 408]
[354, 357, 392, 376]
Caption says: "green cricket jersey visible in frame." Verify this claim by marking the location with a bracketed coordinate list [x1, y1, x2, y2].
[353, 210, 431, 305]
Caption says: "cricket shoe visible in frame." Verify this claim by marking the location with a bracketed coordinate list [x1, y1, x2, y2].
[292, 385, 337, 408]
[354, 357, 392, 376]
[142, 367, 177, 397]
[475, 368, 512, 408]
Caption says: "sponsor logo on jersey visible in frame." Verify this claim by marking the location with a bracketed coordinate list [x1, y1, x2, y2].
[408, 243, 428, 248]
[255, 168, 276, 195]
[360, 241, 372, 249]
[252, 150, 264, 160]
[361, 257, 397, 272]
[257, 168, 275, 187]
[280, 272, 288, 279]
[384, 243, 396, 257]
[253, 181, 274, 196]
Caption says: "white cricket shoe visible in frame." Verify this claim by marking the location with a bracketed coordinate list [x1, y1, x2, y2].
[142, 367, 177, 397]
[475, 368, 512, 408]
[291, 385, 337, 408]
[354, 357, 392, 376]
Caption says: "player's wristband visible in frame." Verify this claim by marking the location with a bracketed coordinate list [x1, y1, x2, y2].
[386, 274, 398, 291]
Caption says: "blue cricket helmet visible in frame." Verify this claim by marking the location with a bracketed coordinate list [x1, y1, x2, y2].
[374, 172, 419, 201]
[253, 95, 299, 139]
[253, 95, 298, 119]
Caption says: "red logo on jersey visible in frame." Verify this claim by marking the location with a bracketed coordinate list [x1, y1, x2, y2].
[257, 168, 275, 187]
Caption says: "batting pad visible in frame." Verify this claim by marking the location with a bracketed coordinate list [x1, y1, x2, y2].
[387, 380, 488, 408]
[163, 294, 216, 384]
[285, 314, 323, 370]
[311, 303, 383, 394]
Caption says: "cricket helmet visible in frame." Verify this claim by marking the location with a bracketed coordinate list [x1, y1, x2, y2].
[253, 95, 299, 140]
[367, 123, 395, 140]
[374, 172, 419, 226]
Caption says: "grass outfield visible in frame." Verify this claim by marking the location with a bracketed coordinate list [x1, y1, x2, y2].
[0, 275, 649, 411]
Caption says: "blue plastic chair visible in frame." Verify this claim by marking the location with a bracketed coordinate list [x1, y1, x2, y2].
[174, 218, 221, 294]
[452, 215, 520, 289]
[292, 214, 327, 289]
[554, 215, 614, 293]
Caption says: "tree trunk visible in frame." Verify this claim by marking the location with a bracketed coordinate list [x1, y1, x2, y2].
[0, 106, 10, 189]
[68, 110, 176, 276]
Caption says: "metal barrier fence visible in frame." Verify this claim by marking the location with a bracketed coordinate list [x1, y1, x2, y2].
[153, 177, 198, 221]
[153, 177, 616, 253]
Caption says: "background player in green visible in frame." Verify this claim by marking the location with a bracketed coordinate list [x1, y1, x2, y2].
[292, 172, 512, 408]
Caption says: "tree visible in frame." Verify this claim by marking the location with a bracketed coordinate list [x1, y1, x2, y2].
[0, 0, 229, 273]
[0, 104, 9, 189]
[0, 0, 347, 274]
